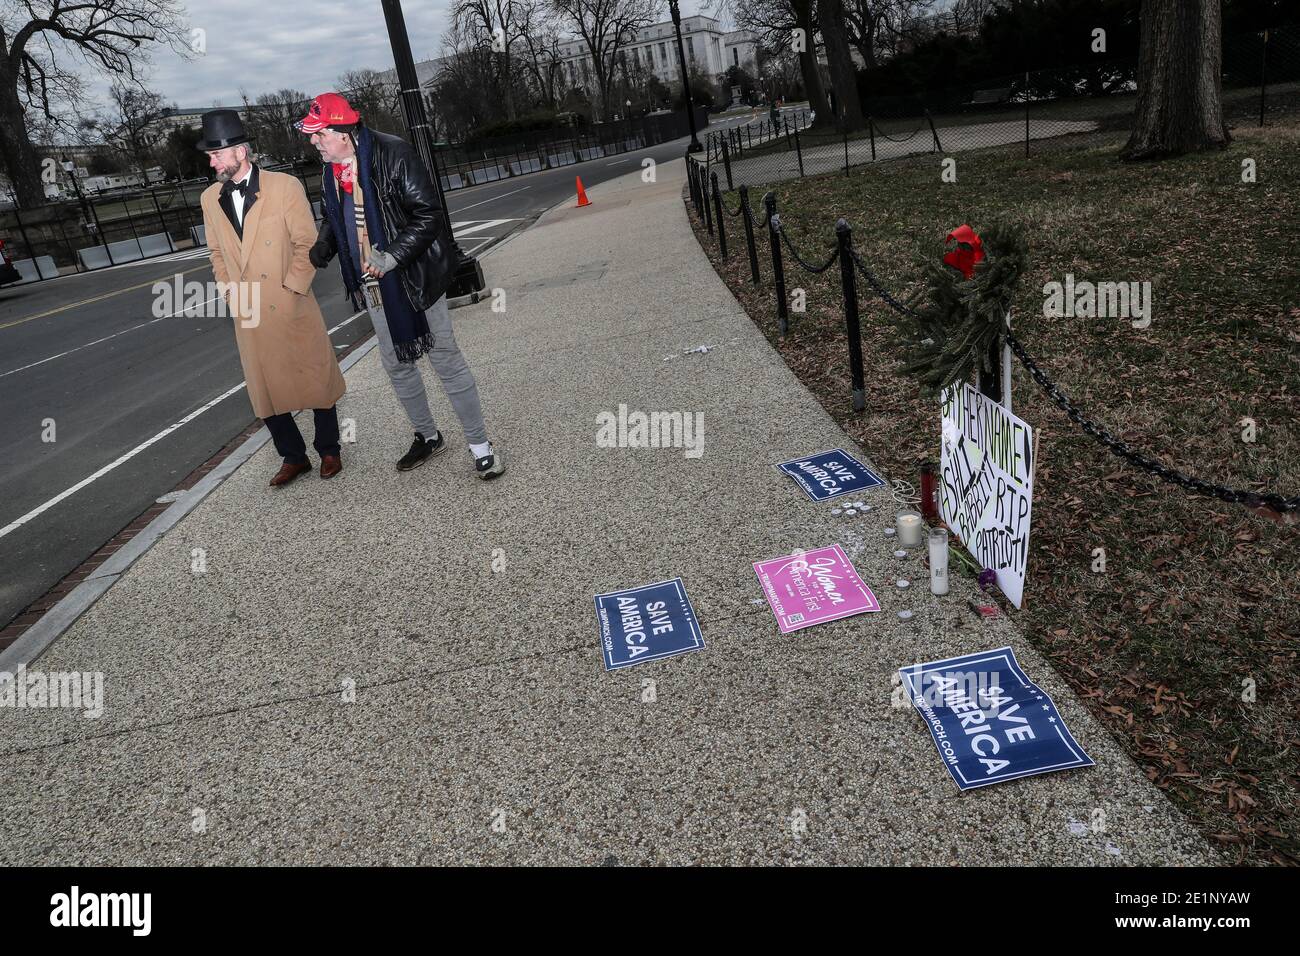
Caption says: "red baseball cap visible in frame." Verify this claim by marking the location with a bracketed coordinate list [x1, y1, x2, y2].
[295, 92, 360, 133]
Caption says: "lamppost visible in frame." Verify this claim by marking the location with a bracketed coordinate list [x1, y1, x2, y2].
[380, 0, 485, 299]
[668, 0, 703, 153]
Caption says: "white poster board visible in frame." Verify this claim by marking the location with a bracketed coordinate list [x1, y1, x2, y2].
[939, 383, 1035, 608]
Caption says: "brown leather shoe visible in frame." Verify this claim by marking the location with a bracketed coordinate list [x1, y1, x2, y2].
[320, 454, 343, 479]
[269, 460, 312, 487]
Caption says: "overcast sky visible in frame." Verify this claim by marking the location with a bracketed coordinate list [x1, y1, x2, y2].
[95, 0, 717, 112]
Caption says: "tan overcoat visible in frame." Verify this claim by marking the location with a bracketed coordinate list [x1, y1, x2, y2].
[200, 168, 346, 418]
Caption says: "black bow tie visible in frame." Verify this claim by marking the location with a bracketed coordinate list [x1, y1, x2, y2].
[224, 179, 249, 196]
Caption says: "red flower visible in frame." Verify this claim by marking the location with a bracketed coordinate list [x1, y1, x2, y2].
[942, 224, 985, 279]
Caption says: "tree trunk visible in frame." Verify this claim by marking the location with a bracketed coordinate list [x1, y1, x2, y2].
[1122, 0, 1229, 159]
[0, 56, 47, 208]
[816, 0, 866, 131]
[793, 0, 831, 129]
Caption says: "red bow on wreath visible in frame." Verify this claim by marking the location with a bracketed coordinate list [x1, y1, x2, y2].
[942, 224, 986, 279]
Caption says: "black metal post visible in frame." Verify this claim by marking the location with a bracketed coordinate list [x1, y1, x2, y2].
[977, 339, 1003, 402]
[925, 108, 943, 153]
[1025, 71, 1031, 157]
[835, 219, 866, 413]
[843, 125, 849, 175]
[65, 160, 113, 266]
[669, 0, 703, 153]
[868, 117, 876, 161]
[721, 137, 733, 191]
[11, 207, 46, 280]
[120, 198, 145, 259]
[739, 184, 759, 285]
[703, 169, 713, 234]
[711, 172, 727, 258]
[381, 0, 485, 299]
[765, 192, 788, 337]
[793, 121, 804, 177]
[148, 188, 169, 243]
[1260, 29, 1269, 128]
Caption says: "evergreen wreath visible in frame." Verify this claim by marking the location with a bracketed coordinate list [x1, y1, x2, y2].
[893, 221, 1029, 395]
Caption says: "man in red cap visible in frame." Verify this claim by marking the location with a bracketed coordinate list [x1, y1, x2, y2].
[296, 92, 504, 480]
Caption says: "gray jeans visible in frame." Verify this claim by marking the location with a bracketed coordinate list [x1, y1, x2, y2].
[368, 293, 488, 446]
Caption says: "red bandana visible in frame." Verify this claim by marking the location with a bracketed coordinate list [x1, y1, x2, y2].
[333, 161, 354, 194]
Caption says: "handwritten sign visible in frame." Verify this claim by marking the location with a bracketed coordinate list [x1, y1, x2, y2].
[776, 449, 884, 502]
[594, 578, 705, 670]
[899, 646, 1093, 790]
[753, 544, 880, 632]
[939, 384, 1034, 607]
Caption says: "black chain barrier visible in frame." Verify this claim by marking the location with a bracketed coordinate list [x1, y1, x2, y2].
[776, 223, 838, 274]
[723, 193, 746, 218]
[844, 245, 1298, 514]
[873, 121, 928, 143]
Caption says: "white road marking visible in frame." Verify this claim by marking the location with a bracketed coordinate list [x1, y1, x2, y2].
[327, 310, 367, 334]
[459, 237, 495, 256]
[0, 296, 222, 379]
[450, 185, 530, 213]
[0, 380, 248, 541]
[451, 218, 514, 237]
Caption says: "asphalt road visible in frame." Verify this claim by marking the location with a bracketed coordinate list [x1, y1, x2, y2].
[0, 117, 763, 630]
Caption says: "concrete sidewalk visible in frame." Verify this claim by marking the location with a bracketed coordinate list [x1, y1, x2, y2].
[0, 160, 1212, 865]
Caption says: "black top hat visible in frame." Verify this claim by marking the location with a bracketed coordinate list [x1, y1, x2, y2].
[196, 109, 250, 151]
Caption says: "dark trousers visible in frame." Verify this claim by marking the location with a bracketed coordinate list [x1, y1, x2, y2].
[263, 406, 340, 465]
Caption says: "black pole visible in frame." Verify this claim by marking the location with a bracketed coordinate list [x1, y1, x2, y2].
[669, 0, 703, 153]
[868, 116, 876, 162]
[721, 137, 733, 191]
[765, 192, 788, 337]
[65, 160, 113, 266]
[703, 169, 713, 234]
[1025, 71, 1031, 158]
[794, 121, 804, 177]
[711, 172, 727, 258]
[11, 207, 45, 280]
[843, 125, 849, 175]
[836, 219, 866, 413]
[1259, 29, 1268, 128]
[739, 184, 760, 285]
[149, 188, 170, 246]
[925, 108, 943, 153]
[120, 197, 145, 259]
[381, 0, 484, 299]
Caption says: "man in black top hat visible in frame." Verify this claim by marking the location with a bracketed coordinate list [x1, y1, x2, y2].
[196, 109, 347, 487]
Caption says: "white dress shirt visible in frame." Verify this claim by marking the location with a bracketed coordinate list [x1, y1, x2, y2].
[231, 167, 253, 225]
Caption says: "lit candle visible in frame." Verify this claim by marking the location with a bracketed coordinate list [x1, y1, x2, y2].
[928, 527, 950, 595]
[896, 510, 923, 548]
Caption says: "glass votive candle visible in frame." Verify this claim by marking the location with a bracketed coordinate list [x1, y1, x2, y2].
[928, 527, 950, 595]
[896, 510, 924, 548]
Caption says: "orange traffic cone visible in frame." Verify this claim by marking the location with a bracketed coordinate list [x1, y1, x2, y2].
[575, 176, 591, 207]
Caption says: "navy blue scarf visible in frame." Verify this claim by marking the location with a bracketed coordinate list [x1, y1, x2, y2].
[321, 127, 434, 363]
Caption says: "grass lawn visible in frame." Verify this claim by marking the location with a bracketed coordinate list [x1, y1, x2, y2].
[689, 120, 1300, 865]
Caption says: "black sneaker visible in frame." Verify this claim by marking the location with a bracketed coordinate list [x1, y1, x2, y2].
[474, 444, 506, 480]
[396, 431, 445, 471]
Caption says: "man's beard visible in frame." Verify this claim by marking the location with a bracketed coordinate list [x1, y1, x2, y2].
[215, 165, 236, 183]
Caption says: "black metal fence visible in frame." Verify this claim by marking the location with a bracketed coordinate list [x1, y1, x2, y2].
[703, 24, 1300, 193]
[1, 107, 707, 282]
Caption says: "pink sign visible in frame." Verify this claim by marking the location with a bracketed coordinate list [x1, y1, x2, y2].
[753, 545, 881, 633]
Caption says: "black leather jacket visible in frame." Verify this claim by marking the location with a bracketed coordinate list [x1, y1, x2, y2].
[312, 128, 455, 311]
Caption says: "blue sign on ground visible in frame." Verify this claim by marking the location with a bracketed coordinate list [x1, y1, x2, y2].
[899, 646, 1094, 791]
[595, 578, 705, 671]
[776, 449, 884, 502]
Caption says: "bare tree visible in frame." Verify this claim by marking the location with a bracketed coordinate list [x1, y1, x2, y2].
[339, 68, 403, 135]
[1122, 0, 1228, 159]
[241, 89, 312, 166]
[452, 0, 533, 120]
[549, 0, 659, 122]
[517, 0, 566, 111]
[102, 80, 166, 183]
[815, 0, 865, 129]
[0, 0, 189, 206]
[732, 0, 831, 128]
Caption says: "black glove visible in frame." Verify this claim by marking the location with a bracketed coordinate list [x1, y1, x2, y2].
[308, 243, 332, 269]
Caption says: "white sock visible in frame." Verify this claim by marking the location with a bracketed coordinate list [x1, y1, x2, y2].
[469, 440, 492, 459]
